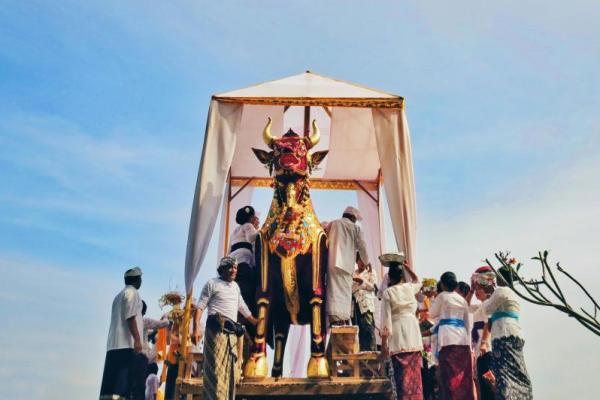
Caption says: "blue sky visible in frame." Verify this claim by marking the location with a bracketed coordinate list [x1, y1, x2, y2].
[1, 1, 599, 398]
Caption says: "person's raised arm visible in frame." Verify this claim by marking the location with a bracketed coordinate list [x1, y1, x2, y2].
[403, 261, 418, 283]
[243, 222, 259, 243]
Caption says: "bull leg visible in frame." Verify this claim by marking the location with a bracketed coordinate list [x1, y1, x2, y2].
[243, 235, 270, 379]
[271, 322, 290, 378]
[307, 233, 329, 378]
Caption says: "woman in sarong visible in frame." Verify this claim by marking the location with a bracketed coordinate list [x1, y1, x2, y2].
[418, 278, 438, 400]
[468, 266, 496, 400]
[430, 271, 475, 400]
[380, 252, 423, 400]
[483, 266, 533, 399]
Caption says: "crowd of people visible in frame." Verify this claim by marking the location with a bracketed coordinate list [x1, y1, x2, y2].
[99, 204, 534, 400]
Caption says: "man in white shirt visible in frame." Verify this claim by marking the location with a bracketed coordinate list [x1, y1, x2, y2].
[193, 256, 258, 400]
[326, 206, 370, 325]
[100, 267, 144, 400]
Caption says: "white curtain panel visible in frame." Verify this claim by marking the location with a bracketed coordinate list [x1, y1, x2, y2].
[372, 108, 417, 269]
[184, 100, 244, 292]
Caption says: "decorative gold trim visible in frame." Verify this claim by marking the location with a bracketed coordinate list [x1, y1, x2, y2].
[213, 96, 404, 109]
[312, 303, 322, 340]
[230, 177, 379, 191]
[260, 235, 269, 292]
[310, 297, 323, 305]
[274, 339, 283, 366]
[256, 305, 267, 337]
[281, 257, 300, 324]
[307, 355, 329, 378]
[257, 298, 270, 305]
[311, 232, 324, 291]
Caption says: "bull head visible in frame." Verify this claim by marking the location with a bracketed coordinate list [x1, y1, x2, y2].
[253, 117, 328, 176]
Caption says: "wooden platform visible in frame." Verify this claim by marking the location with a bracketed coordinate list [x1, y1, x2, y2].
[177, 377, 394, 399]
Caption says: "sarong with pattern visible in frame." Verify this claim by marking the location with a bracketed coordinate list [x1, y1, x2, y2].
[203, 322, 238, 400]
[391, 351, 424, 400]
[491, 336, 532, 400]
[439, 345, 475, 400]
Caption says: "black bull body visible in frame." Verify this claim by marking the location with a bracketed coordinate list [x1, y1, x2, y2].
[242, 118, 331, 378]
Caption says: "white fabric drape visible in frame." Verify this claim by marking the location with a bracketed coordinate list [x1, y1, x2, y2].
[184, 100, 244, 292]
[285, 325, 309, 378]
[372, 108, 417, 269]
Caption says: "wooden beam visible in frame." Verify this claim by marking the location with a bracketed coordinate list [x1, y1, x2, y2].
[230, 178, 253, 200]
[179, 377, 393, 397]
[230, 177, 379, 191]
[354, 180, 378, 204]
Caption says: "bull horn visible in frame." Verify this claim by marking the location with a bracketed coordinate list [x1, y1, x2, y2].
[263, 117, 275, 148]
[307, 119, 320, 148]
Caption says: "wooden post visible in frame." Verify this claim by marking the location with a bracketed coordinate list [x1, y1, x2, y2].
[177, 292, 194, 383]
[223, 171, 232, 256]
[303, 106, 310, 136]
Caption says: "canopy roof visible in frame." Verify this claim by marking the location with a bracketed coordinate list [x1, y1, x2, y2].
[185, 71, 416, 293]
[214, 71, 404, 109]
[214, 72, 406, 188]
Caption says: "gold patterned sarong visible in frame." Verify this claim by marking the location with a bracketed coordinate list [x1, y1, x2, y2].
[203, 321, 238, 400]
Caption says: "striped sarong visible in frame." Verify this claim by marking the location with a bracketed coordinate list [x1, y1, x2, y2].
[203, 319, 238, 400]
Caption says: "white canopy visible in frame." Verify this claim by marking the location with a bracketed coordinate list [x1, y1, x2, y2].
[185, 71, 416, 292]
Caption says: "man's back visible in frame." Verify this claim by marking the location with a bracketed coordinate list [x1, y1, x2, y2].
[107, 285, 142, 351]
[328, 217, 368, 274]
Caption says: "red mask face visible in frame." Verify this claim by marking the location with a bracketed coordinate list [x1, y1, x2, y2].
[272, 136, 309, 175]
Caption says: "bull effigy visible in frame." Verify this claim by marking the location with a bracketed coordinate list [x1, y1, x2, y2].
[244, 118, 330, 378]
[179, 71, 416, 399]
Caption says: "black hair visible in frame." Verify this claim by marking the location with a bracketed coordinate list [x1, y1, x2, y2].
[342, 213, 357, 223]
[457, 281, 470, 297]
[124, 275, 141, 286]
[142, 300, 147, 316]
[147, 362, 159, 376]
[436, 280, 443, 293]
[440, 271, 458, 292]
[387, 262, 405, 286]
[235, 206, 255, 225]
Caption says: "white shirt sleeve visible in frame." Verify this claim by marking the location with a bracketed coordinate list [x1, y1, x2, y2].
[429, 295, 442, 320]
[197, 281, 213, 311]
[242, 223, 259, 243]
[122, 288, 139, 320]
[382, 290, 393, 335]
[143, 317, 170, 330]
